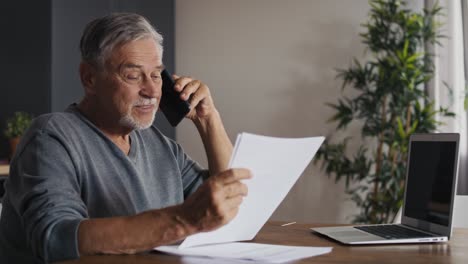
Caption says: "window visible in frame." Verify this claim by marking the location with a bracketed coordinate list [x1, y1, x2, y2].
[463, 0, 468, 90]
[462, 0, 468, 195]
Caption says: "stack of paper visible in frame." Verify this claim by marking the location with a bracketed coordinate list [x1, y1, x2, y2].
[157, 242, 332, 263]
[155, 133, 329, 262]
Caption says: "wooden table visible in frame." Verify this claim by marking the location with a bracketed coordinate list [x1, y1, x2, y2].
[57, 222, 468, 263]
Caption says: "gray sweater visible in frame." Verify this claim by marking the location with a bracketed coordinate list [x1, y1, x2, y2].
[0, 105, 207, 263]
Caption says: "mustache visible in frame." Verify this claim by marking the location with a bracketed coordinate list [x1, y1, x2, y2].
[133, 97, 158, 106]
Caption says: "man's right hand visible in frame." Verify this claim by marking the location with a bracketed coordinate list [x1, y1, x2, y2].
[78, 168, 251, 255]
[179, 168, 252, 232]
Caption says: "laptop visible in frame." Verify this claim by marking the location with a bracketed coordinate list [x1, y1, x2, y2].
[312, 133, 460, 245]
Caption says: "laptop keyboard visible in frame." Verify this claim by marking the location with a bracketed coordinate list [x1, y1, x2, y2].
[355, 225, 434, 239]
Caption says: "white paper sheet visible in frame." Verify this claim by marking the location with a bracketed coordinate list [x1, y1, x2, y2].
[156, 242, 332, 263]
[180, 133, 325, 248]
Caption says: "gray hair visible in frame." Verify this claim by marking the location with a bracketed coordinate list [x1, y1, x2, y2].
[80, 13, 163, 68]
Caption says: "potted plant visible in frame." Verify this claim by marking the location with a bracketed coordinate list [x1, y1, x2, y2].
[4, 111, 33, 159]
[316, 0, 453, 224]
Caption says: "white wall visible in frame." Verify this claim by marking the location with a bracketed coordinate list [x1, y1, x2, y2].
[175, 0, 425, 224]
[175, 0, 370, 224]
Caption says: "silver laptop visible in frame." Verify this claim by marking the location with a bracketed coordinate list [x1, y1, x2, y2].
[312, 133, 460, 245]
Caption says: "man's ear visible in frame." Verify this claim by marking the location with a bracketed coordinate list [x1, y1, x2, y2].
[79, 62, 98, 95]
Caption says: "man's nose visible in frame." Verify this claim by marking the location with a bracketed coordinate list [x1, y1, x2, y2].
[140, 76, 161, 98]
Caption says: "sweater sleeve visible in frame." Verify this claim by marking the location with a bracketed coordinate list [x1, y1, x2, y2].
[8, 130, 88, 262]
[167, 141, 209, 199]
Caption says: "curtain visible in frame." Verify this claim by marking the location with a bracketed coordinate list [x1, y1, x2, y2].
[391, 0, 466, 225]
[462, 0, 468, 195]
[425, 0, 467, 195]
[424, 0, 467, 227]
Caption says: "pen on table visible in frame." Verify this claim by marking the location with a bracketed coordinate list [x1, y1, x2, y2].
[281, 221, 296, 227]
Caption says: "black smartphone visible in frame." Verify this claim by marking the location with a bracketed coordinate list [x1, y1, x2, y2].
[160, 69, 191, 127]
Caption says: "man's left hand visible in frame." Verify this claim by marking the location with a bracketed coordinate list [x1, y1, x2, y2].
[173, 75, 216, 121]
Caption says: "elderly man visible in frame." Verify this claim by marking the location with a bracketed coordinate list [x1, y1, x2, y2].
[0, 13, 250, 263]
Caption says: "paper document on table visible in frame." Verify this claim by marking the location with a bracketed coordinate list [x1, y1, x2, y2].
[156, 242, 331, 263]
[180, 133, 325, 248]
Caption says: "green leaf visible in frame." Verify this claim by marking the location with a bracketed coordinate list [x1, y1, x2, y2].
[396, 117, 406, 139]
[402, 39, 409, 59]
[4, 112, 34, 139]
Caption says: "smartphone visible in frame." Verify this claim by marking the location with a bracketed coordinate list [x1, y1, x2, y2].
[160, 69, 191, 127]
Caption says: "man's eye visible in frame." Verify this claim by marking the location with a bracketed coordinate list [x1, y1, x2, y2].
[151, 75, 161, 80]
[126, 74, 140, 80]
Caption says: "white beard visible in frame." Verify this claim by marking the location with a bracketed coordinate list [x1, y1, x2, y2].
[119, 98, 158, 130]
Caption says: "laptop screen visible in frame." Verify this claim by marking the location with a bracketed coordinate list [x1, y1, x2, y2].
[404, 141, 457, 226]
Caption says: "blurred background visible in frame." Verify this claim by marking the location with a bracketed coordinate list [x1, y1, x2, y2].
[1, 0, 466, 225]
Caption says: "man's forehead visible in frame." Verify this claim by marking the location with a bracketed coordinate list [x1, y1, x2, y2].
[120, 63, 164, 71]
[107, 39, 163, 70]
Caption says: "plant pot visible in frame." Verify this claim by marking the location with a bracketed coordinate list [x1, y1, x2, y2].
[9, 136, 21, 160]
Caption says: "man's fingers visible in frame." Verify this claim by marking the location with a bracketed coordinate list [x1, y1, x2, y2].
[217, 168, 252, 184]
[187, 84, 210, 109]
[224, 181, 248, 198]
[215, 197, 242, 225]
[225, 196, 243, 210]
[173, 76, 193, 92]
[179, 80, 202, 101]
